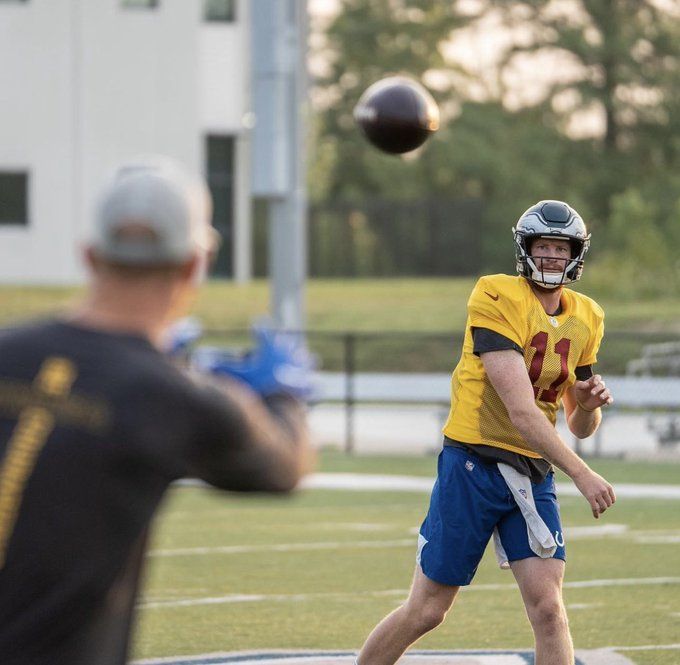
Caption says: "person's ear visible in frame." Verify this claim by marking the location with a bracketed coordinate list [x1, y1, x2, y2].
[184, 252, 207, 286]
[82, 246, 99, 272]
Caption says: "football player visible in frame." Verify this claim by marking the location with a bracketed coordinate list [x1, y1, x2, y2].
[356, 200, 615, 665]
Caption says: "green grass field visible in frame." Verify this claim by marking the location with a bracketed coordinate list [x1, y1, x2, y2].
[3, 278, 680, 373]
[3, 277, 680, 332]
[133, 452, 680, 665]
[3, 280, 679, 662]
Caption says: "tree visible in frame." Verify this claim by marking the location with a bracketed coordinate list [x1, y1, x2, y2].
[457, 0, 680, 221]
[311, 0, 464, 202]
[309, 0, 680, 284]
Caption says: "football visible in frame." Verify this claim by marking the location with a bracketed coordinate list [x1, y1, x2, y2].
[353, 76, 440, 155]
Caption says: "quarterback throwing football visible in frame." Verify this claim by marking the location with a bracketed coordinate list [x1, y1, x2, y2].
[357, 200, 615, 665]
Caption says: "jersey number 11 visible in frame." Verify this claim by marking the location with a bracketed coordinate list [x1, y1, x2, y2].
[528, 332, 571, 404]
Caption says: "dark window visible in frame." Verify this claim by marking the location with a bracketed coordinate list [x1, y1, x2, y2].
[204, 0, 235, 22]
[0, 172, 29, 226]
[206, 136, 235, 277]
[121, 0, 158, 9]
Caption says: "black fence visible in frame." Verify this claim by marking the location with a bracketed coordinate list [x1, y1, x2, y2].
[202, 328, 680, 375]
[199, 328, 680, 453]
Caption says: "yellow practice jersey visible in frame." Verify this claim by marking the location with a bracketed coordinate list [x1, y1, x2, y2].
[443, 274, 604, 458]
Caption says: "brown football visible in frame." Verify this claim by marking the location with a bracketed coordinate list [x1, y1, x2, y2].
[353, 76, 440, 155]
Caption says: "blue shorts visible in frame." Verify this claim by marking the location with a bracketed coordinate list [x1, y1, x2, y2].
[418, 446, 566, 586]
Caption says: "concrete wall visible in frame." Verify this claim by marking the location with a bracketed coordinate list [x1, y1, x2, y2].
[0, 0, 250, 284]
[0, 1, 79, 282]
[199, 0, 251, 281]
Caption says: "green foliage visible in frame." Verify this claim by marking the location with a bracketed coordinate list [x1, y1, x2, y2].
[475, 0, 680, 227]
[439, 102, 593, 271]
[587, 187, 680, 299]
[313, 0, 462, 201]
[310, 0, 680, 292]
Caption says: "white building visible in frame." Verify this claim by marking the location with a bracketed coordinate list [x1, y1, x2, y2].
[0, 0, 254, 283]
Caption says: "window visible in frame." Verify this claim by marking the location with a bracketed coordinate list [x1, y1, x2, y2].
[121, 0, 158, 9]
[0, 172, 29, 226]
[204, 0, 235, 22]
[206, 136, 235, 277]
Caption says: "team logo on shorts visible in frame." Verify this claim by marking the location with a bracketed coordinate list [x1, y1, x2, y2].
[465, 460, 475, 471]
[555, 531, 565, 547]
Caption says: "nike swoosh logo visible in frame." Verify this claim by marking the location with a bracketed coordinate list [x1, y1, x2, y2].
[484, 291, 499, 301]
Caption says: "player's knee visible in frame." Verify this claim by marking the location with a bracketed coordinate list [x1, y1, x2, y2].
[526, 597, 568, 634]
[409, 602, 449, 634]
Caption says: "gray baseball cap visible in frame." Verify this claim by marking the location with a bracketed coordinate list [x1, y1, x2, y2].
[91, 156, 218, 265]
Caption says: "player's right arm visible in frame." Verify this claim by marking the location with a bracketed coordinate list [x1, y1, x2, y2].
[185, 373, 312, 494]
[481, 349, 616, 519]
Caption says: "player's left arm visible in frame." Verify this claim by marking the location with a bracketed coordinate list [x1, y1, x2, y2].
[563, 373, 613, 439]
[563, 302, 611, 439]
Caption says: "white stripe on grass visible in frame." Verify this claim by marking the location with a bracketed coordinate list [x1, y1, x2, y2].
[138, 576, 680, 609]
[149, 524, 632, 558]
[149, 539, 415, 557]
[300, 473, 680, 499]
[614, 643, 680, 651]
[132, 649, 635, 665]
[178, 474, 680, 499]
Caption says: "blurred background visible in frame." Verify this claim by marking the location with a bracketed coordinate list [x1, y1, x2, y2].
[2, 0, 680, 459]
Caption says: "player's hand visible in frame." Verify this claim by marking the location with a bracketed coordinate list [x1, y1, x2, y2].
[193, 324, 316, 399]
[572, 467, 616, 519]
[573, 374, 613, 411]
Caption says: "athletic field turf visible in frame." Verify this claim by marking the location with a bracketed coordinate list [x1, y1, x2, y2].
[132, 453, 680, 665]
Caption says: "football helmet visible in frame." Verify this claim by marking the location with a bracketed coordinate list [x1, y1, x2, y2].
[513, 200, 590, 288]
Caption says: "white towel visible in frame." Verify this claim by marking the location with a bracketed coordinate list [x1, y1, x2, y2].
[493, 462, 558, 569]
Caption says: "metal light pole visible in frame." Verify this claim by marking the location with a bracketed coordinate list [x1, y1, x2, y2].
[250, 0, 307, 330]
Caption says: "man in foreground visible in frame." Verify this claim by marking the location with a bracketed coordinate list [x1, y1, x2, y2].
[357, 200, 615, 665]
[0, 157, 311, 665]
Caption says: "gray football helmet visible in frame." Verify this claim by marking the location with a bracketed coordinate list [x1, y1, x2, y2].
[513, 200, 590, 288]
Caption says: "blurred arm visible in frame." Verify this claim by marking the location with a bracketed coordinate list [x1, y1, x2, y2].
[187, 372, 312, 493]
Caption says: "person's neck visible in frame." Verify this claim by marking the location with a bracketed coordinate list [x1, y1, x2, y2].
[68, 282, 185, 348]
[529, 281, 563, 315]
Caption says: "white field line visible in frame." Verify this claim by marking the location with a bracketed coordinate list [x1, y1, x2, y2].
[132, 648, 635, 665]
[614, 643, 680, 651]
[148, 539, 415, 557]
[138, 576, 680, 610]
[151, 523, 680, 558]
[177, 474, 680, 499]
[634, 535, 680, 543]
[299, 473, 680, 499]
[139, 589, 406, 610]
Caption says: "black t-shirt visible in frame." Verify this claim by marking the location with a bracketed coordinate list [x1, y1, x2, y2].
[0, 320, 306, 665]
